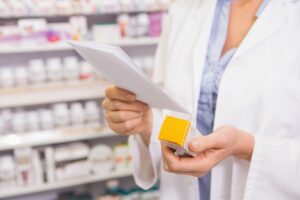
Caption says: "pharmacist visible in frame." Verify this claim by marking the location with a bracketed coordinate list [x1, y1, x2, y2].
[102, 0, 300, 199]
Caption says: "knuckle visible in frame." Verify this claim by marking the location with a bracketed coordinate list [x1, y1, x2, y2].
[102, 99, 108, 109]
[105, 86, 116, 98]
[105, 88, 112, 98]
[107, 123, 116, 131]
[163, 164, 170, 172]
[123, 121, 132, 130]
[118, 111, 125, 121]
[112, 100, 121, 109]
[108, 123, 125, 135]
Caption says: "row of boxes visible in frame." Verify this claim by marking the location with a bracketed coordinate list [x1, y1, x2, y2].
[0, 142, 131, 190]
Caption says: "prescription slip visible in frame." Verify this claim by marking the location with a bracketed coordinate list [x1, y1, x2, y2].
[69, 41, 189, 114]
[69, 41, 198, 156]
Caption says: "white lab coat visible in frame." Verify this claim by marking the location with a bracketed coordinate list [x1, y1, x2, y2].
[129, 0, 300, 199]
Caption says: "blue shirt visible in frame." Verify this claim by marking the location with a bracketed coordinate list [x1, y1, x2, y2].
[196, 0, 270, 199]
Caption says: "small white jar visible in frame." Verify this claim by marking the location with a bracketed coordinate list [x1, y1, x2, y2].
[26, 111, 40, 132]
[84, 101, 100, 128]
[14, 66, 28, 87]
[63, 56, 80, 82]
[1, 109, 12, 134]
[79, 61, 96, 81]
[137, 13, 150, 36]
[46, 58, 63, 83]
[11, 111, 27, 133]
[52, 103, 70, 128]
[0, 67, 15, 88]
[70, 103, 85, 126]
[117, 14, 130, 37]
[28, 59, 47, 85]
[128, 16, 139, 38]
[39, 109, 54, 130]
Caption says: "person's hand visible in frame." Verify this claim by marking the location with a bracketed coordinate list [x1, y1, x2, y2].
[102, 86, 152, 145]
[161, 126, 254, 177]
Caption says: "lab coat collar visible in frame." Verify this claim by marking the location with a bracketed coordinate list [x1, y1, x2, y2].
[232, 0, 290, 60]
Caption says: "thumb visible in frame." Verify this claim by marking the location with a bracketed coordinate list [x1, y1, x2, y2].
[188, 134, 220, 153]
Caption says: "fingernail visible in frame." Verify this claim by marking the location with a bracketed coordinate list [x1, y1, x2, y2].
[191, 140, 201, 149]
[126, 95, 136, 101]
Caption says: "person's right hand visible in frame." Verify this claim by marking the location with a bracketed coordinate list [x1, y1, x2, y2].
[102, 86, 152, 144]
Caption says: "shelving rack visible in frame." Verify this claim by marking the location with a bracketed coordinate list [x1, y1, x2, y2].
[0, 3, 165, 199]
[0, 170, 132, 199]
[0, 128, 119, 152]
[0, 81, 108, 108]
[0, 37, 159, 55]
[0, 8, 168, 20]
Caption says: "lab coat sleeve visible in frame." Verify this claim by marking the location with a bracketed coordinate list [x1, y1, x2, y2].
[128, 110, 163, 189]
[127, 7, 173, 189]
[244, 79, 300, 199]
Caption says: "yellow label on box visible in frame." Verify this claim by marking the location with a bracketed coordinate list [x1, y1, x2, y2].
[158, 116, 191, 146]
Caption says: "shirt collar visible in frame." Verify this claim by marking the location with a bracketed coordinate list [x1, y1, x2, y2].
[256, 0, 270, 17]
[222, 0, 270, 17]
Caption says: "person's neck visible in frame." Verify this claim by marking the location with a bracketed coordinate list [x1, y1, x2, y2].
[232, 0, 262, 8]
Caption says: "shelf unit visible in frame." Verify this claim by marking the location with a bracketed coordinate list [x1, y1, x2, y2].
[0, 128, 119, 152]
[0, 8, 167, 20]
[0, 170, 132, 199]
[0, 3, 164, 198]
[0, 81, 108, 108]
[0, 37, 159, 54]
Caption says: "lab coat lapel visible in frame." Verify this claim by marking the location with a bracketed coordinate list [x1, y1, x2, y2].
[165, 0, 216, 120]
[232, 0, 289, 60]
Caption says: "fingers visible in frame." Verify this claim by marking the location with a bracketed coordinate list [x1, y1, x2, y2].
[102, 86, 151, 136]
[162, 127, 239, 177]
[105, 86, 136, 103]
[162, 144, 205, 172]
[108, 117, 142, 135]
[188, 134, 222, 153]
[102, 98, 149, 112]
[161, 143, 222, 177]
[189, 126, 238, 154]
[105, 110, 143, 123]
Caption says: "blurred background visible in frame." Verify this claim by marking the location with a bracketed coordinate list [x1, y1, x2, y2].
[0, 0, 171, 199]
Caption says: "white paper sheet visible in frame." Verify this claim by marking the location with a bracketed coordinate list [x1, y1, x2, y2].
[68, 41, 190, 114]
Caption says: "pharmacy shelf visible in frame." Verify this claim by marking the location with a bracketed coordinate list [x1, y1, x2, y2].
[0, 128, 119, 151]
[0, 8, 167, 20]
[0, 42, 72, 54]
[0, 81, 108, 108]
[0, 170, 132, 199]
[100, 37, 160, 47]
[0, 37, 159, 54]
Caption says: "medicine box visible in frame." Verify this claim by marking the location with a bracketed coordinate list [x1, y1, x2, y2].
[159, 116, 198, 157]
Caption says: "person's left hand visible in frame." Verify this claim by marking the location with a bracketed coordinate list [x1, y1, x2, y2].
[161, 125, 254, 177]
